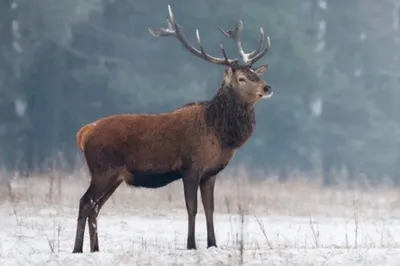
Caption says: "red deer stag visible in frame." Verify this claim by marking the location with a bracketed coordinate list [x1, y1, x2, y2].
[72, 5, 272, 253]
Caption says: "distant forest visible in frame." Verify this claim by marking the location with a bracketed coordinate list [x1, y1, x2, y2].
[1, 0, 400, 185]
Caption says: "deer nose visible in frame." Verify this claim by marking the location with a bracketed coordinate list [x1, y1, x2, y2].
[263, 84, 271, 92]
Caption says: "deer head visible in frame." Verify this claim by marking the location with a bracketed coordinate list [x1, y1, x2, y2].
[149, 5, 273, 106]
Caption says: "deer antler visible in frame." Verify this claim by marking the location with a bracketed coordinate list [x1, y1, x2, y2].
[217, 20, 270, 67]
[149, 5, 239, 66]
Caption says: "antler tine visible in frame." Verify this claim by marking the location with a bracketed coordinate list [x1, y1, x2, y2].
[148, 5, 176, 37]
[246, 36, 271, 66]
[195, 29, 210, 61]
[167, 4, 175, 24]
[217, 21, 271, 66]
[217, 20, 250, 64]
[220, 44, 230, 65]
[247, 27, 265, 59]
[148, 5, 238, 66]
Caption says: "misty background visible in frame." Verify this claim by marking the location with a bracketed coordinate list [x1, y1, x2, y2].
[0, 0, 399, 186]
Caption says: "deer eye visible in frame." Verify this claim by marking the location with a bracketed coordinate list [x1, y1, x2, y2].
[238, 78, 246, 83]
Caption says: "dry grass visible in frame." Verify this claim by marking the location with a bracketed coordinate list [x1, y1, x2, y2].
[2, 166, 400, 219]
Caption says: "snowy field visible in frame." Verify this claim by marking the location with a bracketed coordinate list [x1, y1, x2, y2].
[1, 170, 400, 265]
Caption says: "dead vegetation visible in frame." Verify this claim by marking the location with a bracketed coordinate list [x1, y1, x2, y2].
[2, 166, 400, 220]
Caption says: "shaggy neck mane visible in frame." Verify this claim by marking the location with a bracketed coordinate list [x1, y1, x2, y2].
[205, 85, 255, 149]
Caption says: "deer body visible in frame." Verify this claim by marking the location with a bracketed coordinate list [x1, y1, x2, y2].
[72, 5, 273, 253]
[81, 98, 248, 188]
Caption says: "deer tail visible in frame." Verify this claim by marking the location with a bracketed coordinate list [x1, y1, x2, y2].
[76, 123, 94, 152]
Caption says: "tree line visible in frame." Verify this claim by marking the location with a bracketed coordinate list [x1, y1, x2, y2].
[0, 0, 400, 185]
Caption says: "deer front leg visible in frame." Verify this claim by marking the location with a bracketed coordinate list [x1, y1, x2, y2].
[200, 175, 217, 248]
[182, 174, 200, 250]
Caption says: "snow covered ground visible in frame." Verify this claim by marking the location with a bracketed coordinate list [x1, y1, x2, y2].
[1, 172, 400, 265]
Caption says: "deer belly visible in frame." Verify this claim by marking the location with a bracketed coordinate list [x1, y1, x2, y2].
[127, 169, 182, 188]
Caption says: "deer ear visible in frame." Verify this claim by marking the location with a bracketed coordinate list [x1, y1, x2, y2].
[254, 64, 268, 76]
[223, 66, 234, 84]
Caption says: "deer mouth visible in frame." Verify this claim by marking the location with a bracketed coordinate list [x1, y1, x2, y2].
[261, 91, 273, 99]
[260, 87, 273, 99]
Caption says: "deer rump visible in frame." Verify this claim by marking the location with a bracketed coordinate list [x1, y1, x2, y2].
[79, 107, 228, 189]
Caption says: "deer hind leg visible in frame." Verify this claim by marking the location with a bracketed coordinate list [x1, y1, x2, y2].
[73, 168, 124, 253]
[88, 177, 122, 252]
[72, 183, 97, 253]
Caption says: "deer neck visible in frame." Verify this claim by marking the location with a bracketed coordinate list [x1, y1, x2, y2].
[205, 87, 255, 149]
